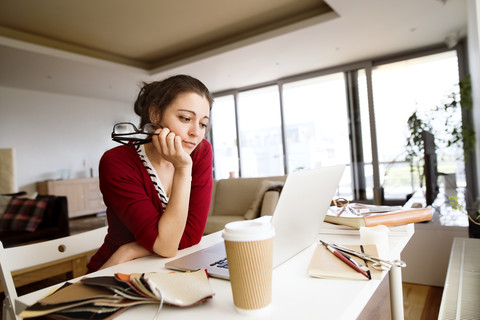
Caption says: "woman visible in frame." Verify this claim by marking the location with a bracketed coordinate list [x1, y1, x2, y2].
[87, 75, 214, 272]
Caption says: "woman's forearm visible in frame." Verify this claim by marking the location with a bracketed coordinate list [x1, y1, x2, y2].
[153, 166, 192, 257]
[99, 242, 151, 270]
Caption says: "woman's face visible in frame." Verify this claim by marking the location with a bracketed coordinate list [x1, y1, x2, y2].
[156, 92, 210, 154]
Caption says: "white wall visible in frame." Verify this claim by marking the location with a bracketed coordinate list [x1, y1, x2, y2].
[0, 86, 136, 195]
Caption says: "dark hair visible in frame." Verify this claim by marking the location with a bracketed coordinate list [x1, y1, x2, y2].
[134, 75, 214, 128]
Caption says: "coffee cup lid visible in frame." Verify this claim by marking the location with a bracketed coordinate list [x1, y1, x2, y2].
[222, 218, 275, 242]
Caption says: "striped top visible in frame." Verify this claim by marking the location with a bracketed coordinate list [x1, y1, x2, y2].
[136, 145, 169, 210]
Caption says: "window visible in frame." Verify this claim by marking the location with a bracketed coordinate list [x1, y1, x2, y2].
[237, 86, 284, 177]
[209, 47, 468, 205]
[211, 95, 239, 179]
[283, 73, 352, 197]
[371, 51, 462, 200]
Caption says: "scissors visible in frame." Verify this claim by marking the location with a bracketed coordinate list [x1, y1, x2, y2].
[329, 242, 407, 271]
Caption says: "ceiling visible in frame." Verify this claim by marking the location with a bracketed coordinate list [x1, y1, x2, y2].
[0, 0, 468, 102]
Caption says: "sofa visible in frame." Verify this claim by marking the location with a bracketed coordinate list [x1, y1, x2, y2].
[0, 194, 70, 247]
[204, 175, 286, 234]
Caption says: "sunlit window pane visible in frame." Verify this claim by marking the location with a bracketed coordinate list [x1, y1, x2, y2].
[237, 86, 284, 177]
[283, 73, 352, 197]
[372, 50, 462, 200]
[211, 95, 239, 179]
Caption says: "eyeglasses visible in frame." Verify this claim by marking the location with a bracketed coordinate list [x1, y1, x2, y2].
[111, 122, 162, 145]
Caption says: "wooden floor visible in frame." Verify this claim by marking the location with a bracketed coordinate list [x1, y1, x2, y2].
[359, 275, 443, 320]
[403, 282, 443, 319]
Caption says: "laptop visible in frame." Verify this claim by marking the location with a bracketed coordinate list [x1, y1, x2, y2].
[165, 165, 345, 280]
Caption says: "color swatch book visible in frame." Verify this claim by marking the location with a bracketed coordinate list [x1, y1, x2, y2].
[19, 269, 215, 319]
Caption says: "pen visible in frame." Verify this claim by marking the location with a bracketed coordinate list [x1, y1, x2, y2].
[338, 250, 372, 279]
[320, 240, 371, 279]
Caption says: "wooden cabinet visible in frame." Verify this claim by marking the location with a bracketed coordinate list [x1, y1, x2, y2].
[37, 178, 106, 218]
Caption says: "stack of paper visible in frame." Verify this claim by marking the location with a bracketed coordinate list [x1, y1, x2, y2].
[308, 244, 382, 280]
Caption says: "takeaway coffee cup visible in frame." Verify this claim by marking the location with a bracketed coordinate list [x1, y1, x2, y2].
[222, 218, 275, 315]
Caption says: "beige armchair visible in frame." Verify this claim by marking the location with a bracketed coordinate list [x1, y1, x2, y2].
[204, 176, 286, 234]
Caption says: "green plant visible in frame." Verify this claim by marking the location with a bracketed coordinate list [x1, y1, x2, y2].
[405, 75, 476, 163]
[448, 195, 480, 226]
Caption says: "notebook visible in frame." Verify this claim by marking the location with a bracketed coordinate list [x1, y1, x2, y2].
[165, 165, 345, 280]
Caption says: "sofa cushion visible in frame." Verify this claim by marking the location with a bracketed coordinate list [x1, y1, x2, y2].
[0, 197, 48, 232]
[244, 180, 284, 220]
[260, 190, 280, 216]
[203, 216, 245, 235]
[212, 178, 264, 216]
[212, 176, 286, 217]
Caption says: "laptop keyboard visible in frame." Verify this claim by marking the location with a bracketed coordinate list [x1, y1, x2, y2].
[210, 257, 228, 269]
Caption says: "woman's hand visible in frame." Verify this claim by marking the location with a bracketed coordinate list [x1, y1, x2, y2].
[99, 242, 150, 270]
[151, 128, 192, 169]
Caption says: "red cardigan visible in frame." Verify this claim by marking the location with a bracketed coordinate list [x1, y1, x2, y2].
[87, 141, 213, 272]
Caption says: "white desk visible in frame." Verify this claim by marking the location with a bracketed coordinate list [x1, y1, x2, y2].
[16, 224, 413, 320]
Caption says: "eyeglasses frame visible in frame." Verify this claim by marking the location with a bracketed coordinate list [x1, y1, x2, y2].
[111, 122, 162, 145]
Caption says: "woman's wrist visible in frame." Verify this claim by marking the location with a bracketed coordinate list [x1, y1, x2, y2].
[119, 242, 150, 260]
[174, 164, 192, 177]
